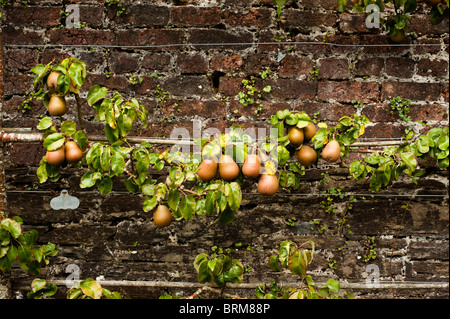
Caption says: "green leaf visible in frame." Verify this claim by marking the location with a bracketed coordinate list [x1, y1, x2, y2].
[224, 182, 241, 211]
[168, 189, 180, 212]
[68, 61, 85, 88]
[143, 195, 158, 212]
[276, 109, 290, 120]
[110, 152, 125, 176]
[36, 163, 48, 184]
[179, 195, 195, 221]
[87, 85, 108, 106]
[71, 130, 89, 150]
[205, 191, 216, 215]
[37, 117, 53, 130]
[1, 218, 22, 239]
[80, 171, 101, 188]
[218, 207, 235, 225]
[194, 253, 208, 272]
[269, 255, 281, 272]
[437, 134, 449, 151]
[96, 176, 113, 195]
[288, 250, 307, 277]
[43, 133, 65, 151]
[327, 279, 340, 293]
[60, 121, 77, 137]
[80, 278, 102, 299]
[399, 151, 417, 173]
[31, 278, 47, 293]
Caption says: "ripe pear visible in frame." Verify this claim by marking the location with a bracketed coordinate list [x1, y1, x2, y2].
[48, 95, 67, 116]
[46, 146, 65, 166]
[321, 139, 341, 162]
[389, 29, 406, 43]
[288, 127, 304, 147]
[197, 158, 218, 182]
[65, 141, 83, 164]
[296, 145, 317, 167]
[257, 173, 279, 196]
[219, 154, 240, 181]
[46, 71, 60, 92]
[242, 154, 261, 179]
[153, 205, 172, 228]
[303, 123, 317, 142]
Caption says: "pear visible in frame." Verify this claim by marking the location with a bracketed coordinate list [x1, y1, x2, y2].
[46, 71, 60, 92]
[257, 173, 279, 196]
[288, 127, 304, 147]
[153, 205, 172, 228]
[197, 158, 218, 182]
[242, 154, 261, 179]
[46, 146, 65, 166]
[321, 139, 341, 162]
[219, 154, 239, 181]
[303, 123, 317, 142]
[296, 145, 317, 167]
[48, 95, 67, 116]
[65, 141, 83, 164]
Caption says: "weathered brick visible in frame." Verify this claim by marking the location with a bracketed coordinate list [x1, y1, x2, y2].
[279, 55, 313, 78]
[381, 82, 442, 101]
[318, 58, 350, 80]
[187, 29, 253, 50]
[416, 59, 449, 78]
[141, 53, 172, 72]
[221, 8, 273, 28]
[110, 5, 169, 27]
[283, 9, 337, 31]
[47, 28, 116, 46]
[354, 57, 385, 76]
[385, 57, 415, 78]
[116, 29, 184, 49]
[177, 53, 208, 75]
[109, 51, 139, 74]
[171, 6, 221, 26]
[210, 54, 244, 73]
[5, 5, 61, 26]
[318, 81, 379, 103]
[269, 78, 317, 100]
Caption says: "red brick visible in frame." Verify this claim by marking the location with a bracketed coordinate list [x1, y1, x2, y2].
[110, 5, 169, 27]
[109, 51, 139, 74]
[381, 82, 442, 101]
[4, 49, 39, 71]
[162, 99, 227, 119]
[141, 53, 172, 72]
[219, 76, 244, 96]
[318, 81, 379, 103]
[171, 6, 221, 26]
[210, 54, 244, 73]
[47, 28, 116, 46]
[318, 58, 350, 80]
[339, 13, 376, 34]
[283, 9, 337, 31]
[187, 29, 253, 50]
[221, 8, 272, 28]
[116, 29, 184, 49]
[177, 53, 208, 75]
[279, 55, 313, 78]
[2, 26, 44, 45]
[416, 59, 449, 78]
[354, 58, 385, 76]
[385, 58, 415, 79]
[268, 78, 317, 100]
[5, 6, 61, 26]
[294, 102, 356, 122]
[409, 14, 450, 36]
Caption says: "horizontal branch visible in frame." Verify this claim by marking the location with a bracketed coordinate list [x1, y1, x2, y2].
[0, 131, 404, 148]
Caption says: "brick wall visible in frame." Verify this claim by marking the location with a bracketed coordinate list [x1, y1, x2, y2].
[0, 0, 448, 299]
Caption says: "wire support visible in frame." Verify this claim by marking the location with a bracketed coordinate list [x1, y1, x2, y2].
[3, 41, 445, 50]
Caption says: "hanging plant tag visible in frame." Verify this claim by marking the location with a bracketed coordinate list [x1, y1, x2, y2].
[50, 189, 80, 210]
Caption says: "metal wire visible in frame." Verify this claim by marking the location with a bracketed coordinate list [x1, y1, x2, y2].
[3, 41, 445, 50]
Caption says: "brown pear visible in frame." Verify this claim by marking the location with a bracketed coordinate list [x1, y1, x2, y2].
[46, 71, 60, 92]
[321, 139, 341, 162]
[303, 123, 317, 142]
[242, 154, 261, 179]
[257, 173, 279, 196]
[296, 145, 318, 167]
[219, 154, 240, 181]
[46, 146, 65, 166]
[197, 158, 218, 182]
[288, 127, 304, 147]
[153, 205, 172, 228]
[48, 95, 67, 116]
[65, 141, 83, 164]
